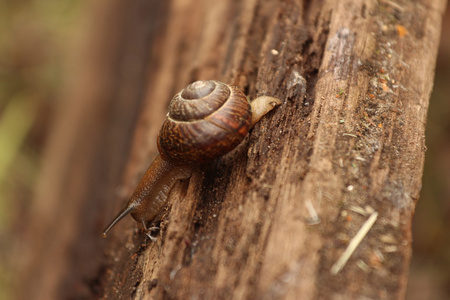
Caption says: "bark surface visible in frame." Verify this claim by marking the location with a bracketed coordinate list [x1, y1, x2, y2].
[18, 0, 446, 299]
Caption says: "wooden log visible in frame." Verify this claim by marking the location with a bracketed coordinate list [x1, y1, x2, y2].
[17, 0, 446, 299]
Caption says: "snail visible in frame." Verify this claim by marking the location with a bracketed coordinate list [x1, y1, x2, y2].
[102, 80, 281, 239]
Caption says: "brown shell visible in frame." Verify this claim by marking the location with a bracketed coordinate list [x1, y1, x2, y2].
[158, 80, 251, 164]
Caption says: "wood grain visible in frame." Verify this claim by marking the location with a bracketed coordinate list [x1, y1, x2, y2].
[17, 0, 446, 299]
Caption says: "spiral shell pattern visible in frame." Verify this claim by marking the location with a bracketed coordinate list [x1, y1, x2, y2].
[158, 80, 251, 164]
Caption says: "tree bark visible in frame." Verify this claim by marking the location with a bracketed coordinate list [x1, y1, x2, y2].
[17, 0, 446, 299]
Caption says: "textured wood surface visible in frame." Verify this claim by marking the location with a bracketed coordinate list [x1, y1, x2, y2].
[18, 0, 446, 299]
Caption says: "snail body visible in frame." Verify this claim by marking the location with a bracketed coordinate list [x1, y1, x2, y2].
[103, 80, 281, 237]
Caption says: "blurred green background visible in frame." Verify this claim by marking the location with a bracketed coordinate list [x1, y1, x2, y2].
[0, 1, 448, 299]
[0, 0, 82, 299]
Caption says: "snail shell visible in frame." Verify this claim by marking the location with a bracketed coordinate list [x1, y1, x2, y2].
[158, 80, 251, 164]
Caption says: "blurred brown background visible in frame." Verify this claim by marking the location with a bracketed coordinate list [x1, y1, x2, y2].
[406, 3, 450, 299]
[0, 1, 448, 299]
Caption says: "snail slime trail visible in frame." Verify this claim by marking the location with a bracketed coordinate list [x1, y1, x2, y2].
[103, 80, 282, 240]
